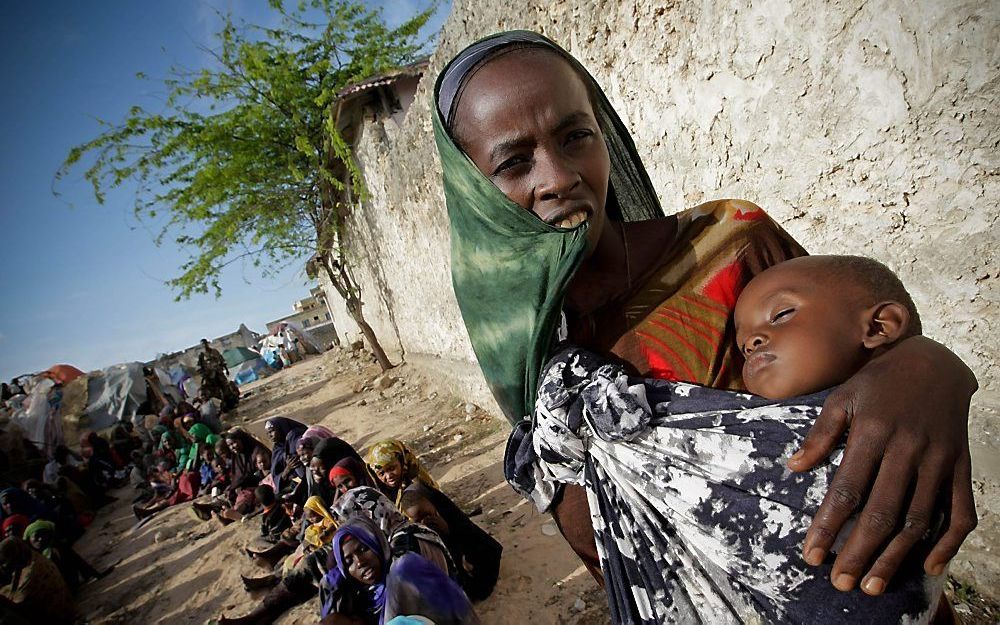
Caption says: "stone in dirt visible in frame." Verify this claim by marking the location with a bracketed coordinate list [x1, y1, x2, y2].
[376, 374, 398, 390]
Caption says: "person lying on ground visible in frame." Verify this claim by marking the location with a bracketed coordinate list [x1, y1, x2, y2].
[319, 516, 479, 625]
[0, 536, 73, 625]
[515, 255, 961, 623]
[22, 519, 111, 592]
[366, 440, 438, 508]
[436, 30, 977, 612]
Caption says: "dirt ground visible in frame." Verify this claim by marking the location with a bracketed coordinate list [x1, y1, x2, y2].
[71, 349, 999, 624]
[73, 350, 609, 624]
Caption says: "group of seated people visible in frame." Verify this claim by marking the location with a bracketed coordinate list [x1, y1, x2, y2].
[182, 417, 501, 625]
[0, 434, 121, 624]
[0, 382, 236, 624]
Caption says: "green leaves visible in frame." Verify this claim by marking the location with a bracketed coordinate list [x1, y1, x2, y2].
[57, 0, 431, 301]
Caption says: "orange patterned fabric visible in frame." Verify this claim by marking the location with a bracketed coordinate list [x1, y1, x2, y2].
[568, 198, 805, 390]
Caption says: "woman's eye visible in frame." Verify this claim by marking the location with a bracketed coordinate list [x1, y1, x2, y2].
[565, 129, 593, 144]
[492, 156, 527, 176]
[771, 308, 795, 323]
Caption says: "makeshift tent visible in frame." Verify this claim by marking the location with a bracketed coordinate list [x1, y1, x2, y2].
[42, 364, 85, 385]
[223, 347, 272, 385]
[81, 362, 147, 431]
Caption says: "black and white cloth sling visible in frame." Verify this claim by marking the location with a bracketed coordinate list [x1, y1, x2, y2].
[505, 346, 944, 624]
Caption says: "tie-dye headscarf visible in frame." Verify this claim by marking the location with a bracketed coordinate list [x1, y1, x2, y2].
[434, 30, 664, 425]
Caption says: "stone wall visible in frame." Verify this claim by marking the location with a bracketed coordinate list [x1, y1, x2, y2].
[321, 0, 1000, 593]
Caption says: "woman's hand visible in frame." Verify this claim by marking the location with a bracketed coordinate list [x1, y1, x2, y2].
[789, 336, 978, 595]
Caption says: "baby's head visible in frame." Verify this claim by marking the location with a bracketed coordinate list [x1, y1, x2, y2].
[734, 255, 921, 400]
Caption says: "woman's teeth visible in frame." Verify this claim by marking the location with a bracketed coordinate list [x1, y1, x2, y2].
[554, 210, 588, 229]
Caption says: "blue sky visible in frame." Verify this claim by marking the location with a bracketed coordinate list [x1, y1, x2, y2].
[0, 1, 449, 381]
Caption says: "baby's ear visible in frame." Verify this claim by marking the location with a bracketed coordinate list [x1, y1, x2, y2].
[862, 301, 910, 348]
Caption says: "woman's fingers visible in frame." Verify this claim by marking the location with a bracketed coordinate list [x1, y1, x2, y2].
[789, 392, 852, 472]
[829, 444, 918, 592]
[802, 424, 883, 566]
[924, 452, 978, 576]
[858, 457, 944, 595]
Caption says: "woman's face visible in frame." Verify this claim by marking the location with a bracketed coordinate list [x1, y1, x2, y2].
[0, 499, 10, 516]
[28, 532, 51, 552]
[3, 526, 18, 539]
[342, 537, 381, 586]
[227, 438, 242, 455]
[297, 445, 313, 466]
[264, 422, 280, 444]
[453, 49, 610, 254]
[374, 460, 404, 490]
[333, 473, 357, 495]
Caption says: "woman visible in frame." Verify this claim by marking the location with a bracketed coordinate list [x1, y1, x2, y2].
[435, 31, 977, 610]
[319, 517, 478, 625]
[329, 457, 377, 498]
[263, 416, 308, 496]
[0, 536, 73, 625]
[219, 487, 452, 625]
[311, 437, 368, 506]
[365, 440, 438, 506]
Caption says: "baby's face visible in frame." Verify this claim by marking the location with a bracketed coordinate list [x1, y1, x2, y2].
[734, 260, 868, 399]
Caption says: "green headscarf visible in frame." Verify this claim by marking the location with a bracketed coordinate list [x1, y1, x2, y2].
[23, 520, 56, 558]
[434, 31, 664, 425]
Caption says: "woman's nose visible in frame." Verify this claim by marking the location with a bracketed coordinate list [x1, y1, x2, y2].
[534, 151, 580, 202]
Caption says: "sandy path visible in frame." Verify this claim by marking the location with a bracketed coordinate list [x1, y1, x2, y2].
[73, 350, 609, 624]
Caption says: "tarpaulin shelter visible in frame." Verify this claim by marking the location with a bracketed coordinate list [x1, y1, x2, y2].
[41, 364, 85, 385]
[223, 347, 272, 385]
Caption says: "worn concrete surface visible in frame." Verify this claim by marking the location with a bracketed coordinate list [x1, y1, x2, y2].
[320, 0, 1000, 597]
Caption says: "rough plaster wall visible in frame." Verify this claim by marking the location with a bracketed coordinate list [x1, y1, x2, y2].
[321, 0, 1000, 592]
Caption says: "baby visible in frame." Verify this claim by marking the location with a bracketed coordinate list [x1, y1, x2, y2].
[521, 255, 943, 624]
[734, 254, 920, 399]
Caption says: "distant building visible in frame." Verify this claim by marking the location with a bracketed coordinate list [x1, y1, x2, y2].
[152, 323, 261, 372]
[266, 287, 340, 349]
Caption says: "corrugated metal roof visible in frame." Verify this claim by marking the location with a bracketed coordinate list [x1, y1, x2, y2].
[336, 57, 429, 99]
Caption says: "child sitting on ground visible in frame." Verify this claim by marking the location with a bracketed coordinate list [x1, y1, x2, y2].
[518, 255, 947, 625]
[256, 485, 291, 544]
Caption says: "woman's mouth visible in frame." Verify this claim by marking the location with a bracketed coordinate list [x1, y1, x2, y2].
[359, 567, 375, 582]
[551, 209, 589, 229]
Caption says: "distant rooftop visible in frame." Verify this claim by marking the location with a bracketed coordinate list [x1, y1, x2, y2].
[336, 57, 430, 100]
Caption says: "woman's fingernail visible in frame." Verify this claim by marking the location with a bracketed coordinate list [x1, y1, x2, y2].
[928, 562, 945, 576]
[833, 573, 856, 591]
[789, 450, 804, 464]
[862, 576, 885, 595]
[805, 547, 825, 565]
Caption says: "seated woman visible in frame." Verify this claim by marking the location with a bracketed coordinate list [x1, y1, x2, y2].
[435, 30, 978, 620]
[319, 517, 478, 625]
[219, 485, 451, 625]
[365, 440, 438, 507]
[0, 536, 73, 625]
[132, 461, 201, 521]
[263, 417, 308, 493]
[329, 457, 377, 499]
[22, 519, 110, 591]
[310, 437, 369, 506]
[398, 486, 501, 602]
[22, 480, 82, 545]
[1, 515, 29, 540]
